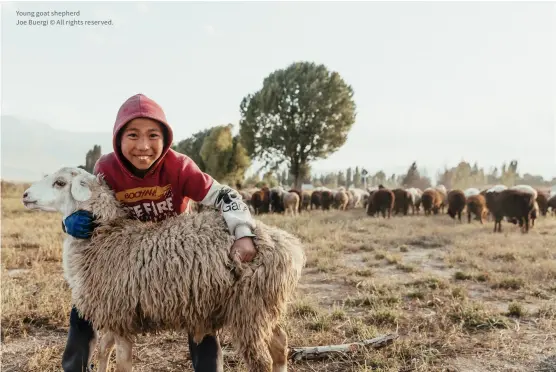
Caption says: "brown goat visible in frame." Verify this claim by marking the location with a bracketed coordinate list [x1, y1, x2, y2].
[488, 189, 536, 233]
[466, 194, 488, 224]
[447, 189, 466, 222]
[392, 188, 411, 216]
[250, 187, 270, 215]
[421, 189, 442, 215]
[366, 188, 395, 218]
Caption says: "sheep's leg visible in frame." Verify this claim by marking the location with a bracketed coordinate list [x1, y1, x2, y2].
[237, 331, 273, 372]
[268, 325, 288, 372]
[114, 335, 133, 372]
[96, 331, 116, 372]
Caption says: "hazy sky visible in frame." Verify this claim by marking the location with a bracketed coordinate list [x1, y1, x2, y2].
[2, 1, 555, 180]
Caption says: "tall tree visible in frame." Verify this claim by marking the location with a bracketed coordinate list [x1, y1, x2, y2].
[239, 61, 357, 189]
[174, 125, 250, 185]
[200, 124, 251, 185]
[346, 167, 352, 187]
[353, 166, 361, 188]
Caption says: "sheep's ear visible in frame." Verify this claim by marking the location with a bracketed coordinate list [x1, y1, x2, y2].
[71, 175, 92, 201]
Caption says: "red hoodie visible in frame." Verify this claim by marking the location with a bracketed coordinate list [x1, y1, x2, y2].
[93, 94, 213, 222]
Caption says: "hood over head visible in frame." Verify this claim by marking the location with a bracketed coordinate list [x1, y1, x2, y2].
[112, 94, 174, 177]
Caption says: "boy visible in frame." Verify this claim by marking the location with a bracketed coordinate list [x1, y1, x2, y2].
[62, 93, 257, 372]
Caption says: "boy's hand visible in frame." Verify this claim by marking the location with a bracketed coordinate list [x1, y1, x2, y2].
[63, 210, 97, 239]
[230, 237, 257, 263]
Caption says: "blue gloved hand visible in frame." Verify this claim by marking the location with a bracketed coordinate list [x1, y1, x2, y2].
[63, 210, 97, 239]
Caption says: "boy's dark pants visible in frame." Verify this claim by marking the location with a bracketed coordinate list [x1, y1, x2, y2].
[62, 306, 223, 372]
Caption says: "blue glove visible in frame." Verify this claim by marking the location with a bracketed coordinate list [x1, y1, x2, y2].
[63, 210, 98, 239]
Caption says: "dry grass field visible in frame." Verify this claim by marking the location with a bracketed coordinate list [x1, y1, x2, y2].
[2, 180, 556, 372]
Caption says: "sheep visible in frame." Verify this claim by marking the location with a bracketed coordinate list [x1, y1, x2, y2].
[22, 167, 306, 372]
[348, 188, 366, 208]
[510, 185, 538, 226]
[251, 187, 271, 215]
[421, 188, 442, 215]
[287, 189, 303, 214]
[270, 186, 287, 213]
[466, 194, 488, 224]
[435, 185, 448, 213]
[283, 191, 300, 216]
[334, 190, 349, 210]
[488, 189, 535, 233]
[406, 187, 422, 214]
[392, 188, 412, 215]
[447, 189, 466, 222]
[310, 190, 322, 210]
[320, 190, 334, 210]
[535, 190, 549, 217]
[366, 188, 395, 218]
[300, 191, 312, 211]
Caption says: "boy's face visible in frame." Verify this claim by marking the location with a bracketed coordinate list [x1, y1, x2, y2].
[120, 118, 164, 170]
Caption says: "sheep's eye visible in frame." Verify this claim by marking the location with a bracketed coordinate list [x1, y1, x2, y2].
[54, 180, 67, 187]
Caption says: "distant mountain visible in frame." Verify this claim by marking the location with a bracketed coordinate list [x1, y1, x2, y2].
[1, 115, 113, 182]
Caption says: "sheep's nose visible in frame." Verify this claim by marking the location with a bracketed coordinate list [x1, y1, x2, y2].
[22, 192, 29, 199]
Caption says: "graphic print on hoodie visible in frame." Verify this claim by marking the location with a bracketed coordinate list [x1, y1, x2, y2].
[93, 94, 214, 222]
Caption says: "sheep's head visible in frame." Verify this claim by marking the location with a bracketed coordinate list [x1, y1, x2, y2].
[22, 167, 104, 218]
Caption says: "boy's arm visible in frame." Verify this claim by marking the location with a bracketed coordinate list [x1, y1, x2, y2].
[182, 159, 256, 240]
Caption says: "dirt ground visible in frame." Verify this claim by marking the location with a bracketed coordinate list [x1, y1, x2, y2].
[2, 182, 555, 371]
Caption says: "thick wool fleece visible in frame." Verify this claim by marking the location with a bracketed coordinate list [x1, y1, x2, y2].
[64, 176, 306, 362]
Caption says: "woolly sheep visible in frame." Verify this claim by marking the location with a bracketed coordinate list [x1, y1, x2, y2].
[348, 188, 366, 208]
[421, 188, 442, 215]
[447, 189, 466, 222]
[283, 191, 300, 216]
[434, 185, 448, 213]
[392, 188, 412, 216]
[22, 167, 306, 372]
[466, 194, 488, 224]
[487, 189, 535, 233]
[406, 188, 423, 214]
[366, 188, 394, 218]
[536, 191, 549, 217]
[334, 190, 349, 210]
[510, 185, 539, 226]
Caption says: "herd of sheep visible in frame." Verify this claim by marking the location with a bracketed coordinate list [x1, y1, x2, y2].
[229, 183, 555, 233]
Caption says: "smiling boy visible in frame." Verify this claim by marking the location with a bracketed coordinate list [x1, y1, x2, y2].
[62, 93, 256, 372]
